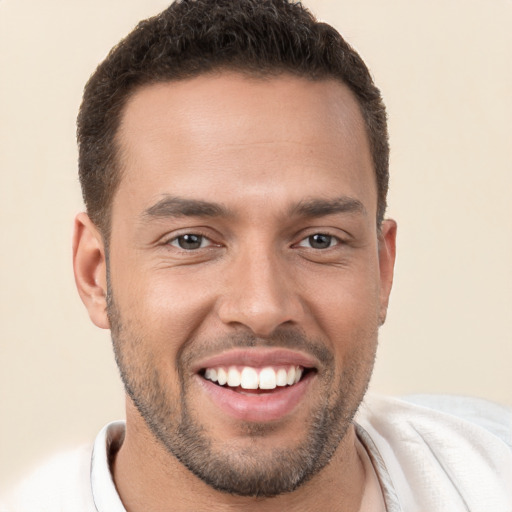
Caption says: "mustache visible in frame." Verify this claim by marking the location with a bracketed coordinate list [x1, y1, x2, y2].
[178, 327, 334, 369]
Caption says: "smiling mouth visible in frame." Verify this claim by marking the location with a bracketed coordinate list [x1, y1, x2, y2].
[195, 354, 318, 421]
[200, 365, 314, 393]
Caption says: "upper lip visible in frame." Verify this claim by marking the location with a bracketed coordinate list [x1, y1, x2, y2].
[192, 348, 319, 373]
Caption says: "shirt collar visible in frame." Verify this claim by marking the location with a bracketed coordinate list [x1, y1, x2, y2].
[90, 420, 397, 512]
[91, 421, 127, 512]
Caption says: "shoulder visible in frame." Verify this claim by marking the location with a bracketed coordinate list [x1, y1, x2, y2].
[0, 444, 96, 512]
[0, 420, 127, 512]
[356, 394, 512, 512]
[400, 393, 512, 447]
[359, 393, 512, 446]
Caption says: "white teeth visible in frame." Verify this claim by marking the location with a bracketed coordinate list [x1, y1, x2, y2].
[240, 367, 259, 389]
[203, 365, 306, 389]
[204, 368, 217, 381]
[276, 368, 287, 387]
[227, 367, 241, 387]
[217, 367, 227, 386]
[286, 367, 296, 385]
[259, 367, 277, 389]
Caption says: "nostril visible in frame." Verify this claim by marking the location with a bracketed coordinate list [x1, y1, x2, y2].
[216, 275, 304, 336]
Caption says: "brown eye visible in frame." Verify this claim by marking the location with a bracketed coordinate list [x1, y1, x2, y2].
[298, 233, 337, 249]
[170, 234, 207, 250]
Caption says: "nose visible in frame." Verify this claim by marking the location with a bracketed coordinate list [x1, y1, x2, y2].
[216, 245, 304, 337]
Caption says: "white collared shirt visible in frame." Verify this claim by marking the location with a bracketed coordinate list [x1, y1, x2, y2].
[2, 395, 511, 512]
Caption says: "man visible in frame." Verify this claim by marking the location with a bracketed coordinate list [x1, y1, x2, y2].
[2, 1, 511, 511]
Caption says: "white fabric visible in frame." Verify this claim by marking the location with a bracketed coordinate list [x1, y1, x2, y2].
[2, 395, 511, 512]
[0, 445, 96, 512]
[356, 395, 512, 512]
[90, 421, 126, 512]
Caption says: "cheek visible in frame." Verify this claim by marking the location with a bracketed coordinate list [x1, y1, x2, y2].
[300, 264, 382, 342]
[114, 266, 216, 352]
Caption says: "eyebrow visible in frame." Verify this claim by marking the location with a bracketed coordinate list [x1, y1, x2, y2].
[290, 196, 367, 218]
[141, 194, 366, 222]
[142, 196, 231, 220]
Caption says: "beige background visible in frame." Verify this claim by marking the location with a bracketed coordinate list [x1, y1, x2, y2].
[1, 0, 511, 491]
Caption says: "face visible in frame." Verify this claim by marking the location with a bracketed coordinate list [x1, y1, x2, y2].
[101, 73, 395, 496]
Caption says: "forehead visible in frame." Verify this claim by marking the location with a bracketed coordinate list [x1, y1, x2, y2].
[114, 72, 376, 219]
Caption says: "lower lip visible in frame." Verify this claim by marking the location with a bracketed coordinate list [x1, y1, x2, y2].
[196, 372, 315, 423]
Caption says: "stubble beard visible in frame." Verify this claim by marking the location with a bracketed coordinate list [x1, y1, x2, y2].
[107, 293, 377, 497]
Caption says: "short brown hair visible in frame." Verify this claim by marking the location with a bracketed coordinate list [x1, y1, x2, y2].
[77, 0, 389, 238]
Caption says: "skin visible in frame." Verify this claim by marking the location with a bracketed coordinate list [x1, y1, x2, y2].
[73, 72, 396, 511]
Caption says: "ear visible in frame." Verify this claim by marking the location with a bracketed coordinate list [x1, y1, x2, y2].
[377, 219, 397, 325]
[72, 212, 110, 329]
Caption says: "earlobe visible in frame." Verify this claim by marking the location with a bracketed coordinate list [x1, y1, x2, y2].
[72, 212, 110, 329]
[377, 219, 397, 325]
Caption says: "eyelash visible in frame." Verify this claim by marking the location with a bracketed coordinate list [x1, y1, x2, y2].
[165, 232, 342, 251]
[166, 233, 216, 251]
[295, 233, 341, 250]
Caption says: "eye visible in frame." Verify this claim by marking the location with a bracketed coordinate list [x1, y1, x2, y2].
[168, 234, 211, 250]
[297, 233, 339, 249]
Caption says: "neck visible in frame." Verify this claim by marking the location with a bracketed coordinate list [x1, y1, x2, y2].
[113, 399, 367, 512]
